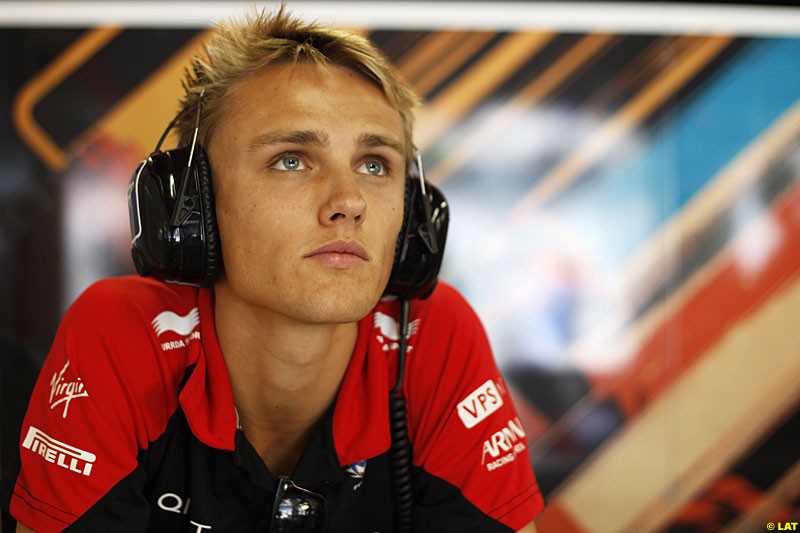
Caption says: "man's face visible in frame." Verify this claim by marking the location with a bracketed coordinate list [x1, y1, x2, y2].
[207, 62, 407, 324]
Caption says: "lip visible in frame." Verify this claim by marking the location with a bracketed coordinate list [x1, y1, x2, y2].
[304, 240, 371, 268]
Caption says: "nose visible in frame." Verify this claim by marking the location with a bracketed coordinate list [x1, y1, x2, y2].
[319, 167, 367, 227]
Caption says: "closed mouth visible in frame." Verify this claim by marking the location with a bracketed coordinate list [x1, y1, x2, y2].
[305, 240, 370, 261]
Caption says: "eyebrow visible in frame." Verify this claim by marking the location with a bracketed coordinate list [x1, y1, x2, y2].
[246, 129, 404, 157]
[356, 133, 405, 158]
[246, 129, 329, 152]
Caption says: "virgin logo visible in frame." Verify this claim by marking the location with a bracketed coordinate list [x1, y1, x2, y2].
[49, 360, 89, 419]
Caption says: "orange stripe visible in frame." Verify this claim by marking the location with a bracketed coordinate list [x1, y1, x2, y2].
[397, 31, 468, 86]
[443, 36, 731, 287]
[12, 27, 122, 172]
[412, 32, 496, 97]
[73, 31, 211, 158]
[512, 35, 732, 212]
[415, 31, 554, 149]
[428, 32, 618, 182]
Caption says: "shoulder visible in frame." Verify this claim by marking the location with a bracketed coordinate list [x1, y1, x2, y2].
[57, 275, 202, 376]
[69, 275, 197, 317]
[13, 278, 202, 528]
[372, 282, 484, 354]
[410, 281, 485, 340]
[47, 276, 202, 428]
[62, 275, 199, 336]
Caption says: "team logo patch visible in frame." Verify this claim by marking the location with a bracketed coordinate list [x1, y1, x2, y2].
[373, 312, 420, 352]
[481, 417, 527, 472]
[152, 308, 201, 351]
[457, 379, 504, 429]
[344, 459, 367, 479]
[152, 308, 200, 337]
[344, 460, 368, 490]
[49, 360, 89, 419]
[22, 426, 96, 477]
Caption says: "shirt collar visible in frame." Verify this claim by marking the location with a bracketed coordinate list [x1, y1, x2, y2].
[331, 304, 394, 466]
[178, 287, 395, 464]
[178, 287, 238, 451]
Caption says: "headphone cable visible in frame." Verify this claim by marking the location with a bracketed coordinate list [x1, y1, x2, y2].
[389, 298, 413, 532]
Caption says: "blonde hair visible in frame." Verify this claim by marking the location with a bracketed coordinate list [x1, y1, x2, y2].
[177, 5, 420, 164]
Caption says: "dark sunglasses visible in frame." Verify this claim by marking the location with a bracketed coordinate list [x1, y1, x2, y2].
[269, 476, 328, 532]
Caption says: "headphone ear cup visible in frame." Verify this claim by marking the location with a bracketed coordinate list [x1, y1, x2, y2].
[385, 176, 449, 299]
[129, 160, 155, 278]
[128, 151, 184, 283]
[194, 146, 222, 287]
[127, 146, 222, 287]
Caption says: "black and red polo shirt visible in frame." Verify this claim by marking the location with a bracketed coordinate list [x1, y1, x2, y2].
[11, 276, 544, 531]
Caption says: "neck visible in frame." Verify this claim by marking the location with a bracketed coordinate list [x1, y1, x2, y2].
[213, 280, 359, 475]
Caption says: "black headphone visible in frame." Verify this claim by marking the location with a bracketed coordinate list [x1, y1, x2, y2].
[127, 96, 449, 300]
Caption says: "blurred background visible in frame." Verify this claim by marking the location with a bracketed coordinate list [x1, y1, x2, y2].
[1, 1, 799, 531]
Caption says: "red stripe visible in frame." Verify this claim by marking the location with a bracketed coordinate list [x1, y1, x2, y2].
[594, 179, 800, 417]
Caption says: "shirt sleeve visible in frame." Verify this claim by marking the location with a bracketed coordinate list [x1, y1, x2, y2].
[405, 283, 545, 531]
[10, 279, 170, 532]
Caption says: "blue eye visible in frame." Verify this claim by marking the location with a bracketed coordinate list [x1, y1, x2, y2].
[280, 156, 301, 170]
[360, 160, 385, 176]
[270, 154, 306, 171]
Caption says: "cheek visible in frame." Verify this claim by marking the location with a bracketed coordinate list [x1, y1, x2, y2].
[214, 184, 261, 261]
[382, 202, 405, 263]
[216, 184, 300, 258]
[391, 204, 404, 241]
[214, 199, 244, 264]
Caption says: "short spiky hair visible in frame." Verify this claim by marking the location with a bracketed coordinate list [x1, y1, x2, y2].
[177, 5, 420, 165]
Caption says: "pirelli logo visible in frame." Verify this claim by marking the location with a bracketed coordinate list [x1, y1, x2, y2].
[22, 426, 95, 477]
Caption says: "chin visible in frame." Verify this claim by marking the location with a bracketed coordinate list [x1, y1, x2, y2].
[224, 266, 389, 324]
[294, 269, 389, 324]
[302, 291, 380, 324]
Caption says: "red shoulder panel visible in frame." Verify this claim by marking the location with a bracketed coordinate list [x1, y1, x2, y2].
[11, 276, 201, 531]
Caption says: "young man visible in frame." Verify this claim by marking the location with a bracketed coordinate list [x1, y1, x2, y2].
[10, 7, 544, 532]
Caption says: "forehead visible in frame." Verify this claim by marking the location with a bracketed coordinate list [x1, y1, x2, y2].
[214, 62, 405, 146]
